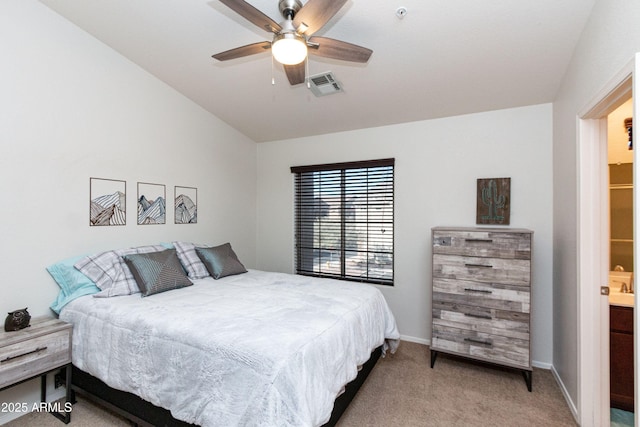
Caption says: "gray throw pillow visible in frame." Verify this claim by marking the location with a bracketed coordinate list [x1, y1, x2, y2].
[123, 249, 193, 296]
[195, 243, 247, 280]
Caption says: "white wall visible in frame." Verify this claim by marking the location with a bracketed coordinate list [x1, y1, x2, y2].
[257, 103, 554, 365]
[0, 1, 256, 419]
[552, 0, 640, 420]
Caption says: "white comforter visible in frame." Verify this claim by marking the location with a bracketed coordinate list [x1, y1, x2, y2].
[60, 270, 400, 427]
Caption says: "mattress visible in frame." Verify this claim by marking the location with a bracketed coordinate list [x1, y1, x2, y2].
[60, 269, 400, 426]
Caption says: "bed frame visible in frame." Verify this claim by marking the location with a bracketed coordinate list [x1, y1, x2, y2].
[70, 345, 382, 427]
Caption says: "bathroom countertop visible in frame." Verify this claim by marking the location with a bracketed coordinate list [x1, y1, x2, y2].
[609, 290, 634, 307]
[609, 271, 634, 307]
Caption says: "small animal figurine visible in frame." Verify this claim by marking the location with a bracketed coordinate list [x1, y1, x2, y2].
[4, 308, 31, 332]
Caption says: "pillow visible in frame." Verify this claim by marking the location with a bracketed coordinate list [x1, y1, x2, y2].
[195, 243, 247, 280]
[47, 256, 101, 314]
[173, 241, 211, 279]
[74, 244, 166, 297]
[123, 249, 193, 297]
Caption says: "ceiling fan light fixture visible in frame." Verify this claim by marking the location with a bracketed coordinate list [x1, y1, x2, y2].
[272, 33, 307, 65]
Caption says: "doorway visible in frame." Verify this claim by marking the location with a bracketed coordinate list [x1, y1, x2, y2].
[577, 54, 638, 427]
[607, 98, 634, 427]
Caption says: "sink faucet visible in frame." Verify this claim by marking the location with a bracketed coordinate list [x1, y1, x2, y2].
[615, 273, 634, 293]
[612, 266, 633, 293]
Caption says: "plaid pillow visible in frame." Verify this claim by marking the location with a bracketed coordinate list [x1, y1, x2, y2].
[173, 241, 210, 279]
[74, 245, 166, 297]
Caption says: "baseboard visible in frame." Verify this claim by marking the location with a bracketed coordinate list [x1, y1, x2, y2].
[532, 360, 552, 369]
[551, 364, 580, 425]
[400, 334, 430, 346]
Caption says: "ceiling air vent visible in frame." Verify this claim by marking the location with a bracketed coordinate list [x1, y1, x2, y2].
[308, 72, 343, 97]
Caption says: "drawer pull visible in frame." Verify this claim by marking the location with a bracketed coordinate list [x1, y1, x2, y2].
[464, 288, 492, 294]
[464, 338, 492, 346]
[465, 263, 493, 268]
[1, 346, 48, 363]
[464, 238, 493, 243]
[464, 313, 492, 320]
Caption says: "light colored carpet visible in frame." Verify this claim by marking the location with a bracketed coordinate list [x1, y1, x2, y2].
[4, 341, 577, 427]
[337, 341, 577, 427]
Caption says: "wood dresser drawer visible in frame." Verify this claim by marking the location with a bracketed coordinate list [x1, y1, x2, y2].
[432, 301, 530, 340]
[433, 229, 531, 259]
[432, 324, 530, 369]
[433, 254, 530, 287]
[433, 278, 530, 312]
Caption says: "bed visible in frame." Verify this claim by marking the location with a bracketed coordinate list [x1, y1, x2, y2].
[52, 244, 399, 427]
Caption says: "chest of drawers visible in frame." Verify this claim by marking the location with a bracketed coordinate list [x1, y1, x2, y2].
[430, 227, 533, 391]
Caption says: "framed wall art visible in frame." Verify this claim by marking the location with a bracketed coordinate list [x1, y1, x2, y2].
[175, 186, 197, 224]
[476, 177, 511, 225]
[90, 178, 126, 226]
[137, 182, 166, 225]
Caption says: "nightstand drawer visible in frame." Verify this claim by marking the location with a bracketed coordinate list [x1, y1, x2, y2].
[0, 329, 71, 389]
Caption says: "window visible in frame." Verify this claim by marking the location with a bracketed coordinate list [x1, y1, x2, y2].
[291, 158, 394, 285]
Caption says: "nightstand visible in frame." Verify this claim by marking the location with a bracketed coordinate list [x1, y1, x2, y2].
[0, 317, 72, 424]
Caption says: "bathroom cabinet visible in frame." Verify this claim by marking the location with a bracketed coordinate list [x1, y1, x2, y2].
[610, 305, 634, 412]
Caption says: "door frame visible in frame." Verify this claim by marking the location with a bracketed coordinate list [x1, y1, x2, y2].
[577, 55, 637, 426]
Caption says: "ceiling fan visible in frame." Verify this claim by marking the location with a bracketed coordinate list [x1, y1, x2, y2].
[212, 0, 372, 85]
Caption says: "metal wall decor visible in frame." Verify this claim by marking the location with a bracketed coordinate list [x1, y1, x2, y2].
[90, 178, 126, 226]
[175, 186, 197, 224]
[137, 182, 166, 225]
[476, 177, 510, 225]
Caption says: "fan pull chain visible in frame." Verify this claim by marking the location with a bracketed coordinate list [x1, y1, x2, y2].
[306, 56, 310, 88]
[271, 54, 275, 85]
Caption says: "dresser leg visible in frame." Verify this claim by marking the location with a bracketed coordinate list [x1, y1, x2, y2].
[430, 350, 438, 368]
[522, 370, 532, 392]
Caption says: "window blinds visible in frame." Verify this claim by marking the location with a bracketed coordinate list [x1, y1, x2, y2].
[291, 158, 394, 285]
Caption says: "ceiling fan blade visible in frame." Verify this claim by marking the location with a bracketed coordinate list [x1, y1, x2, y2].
[293, 0, 348, 36]
[284, 62, 306, 85]
[212, 41, 272, 61]
[219, 0, 282, 34]
[308, 37, 372, 63]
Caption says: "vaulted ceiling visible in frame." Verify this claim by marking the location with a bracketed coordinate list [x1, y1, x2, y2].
[39, 0, 595, 142]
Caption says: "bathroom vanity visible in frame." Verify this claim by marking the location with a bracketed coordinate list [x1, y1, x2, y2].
[609, 284, 634, 412]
